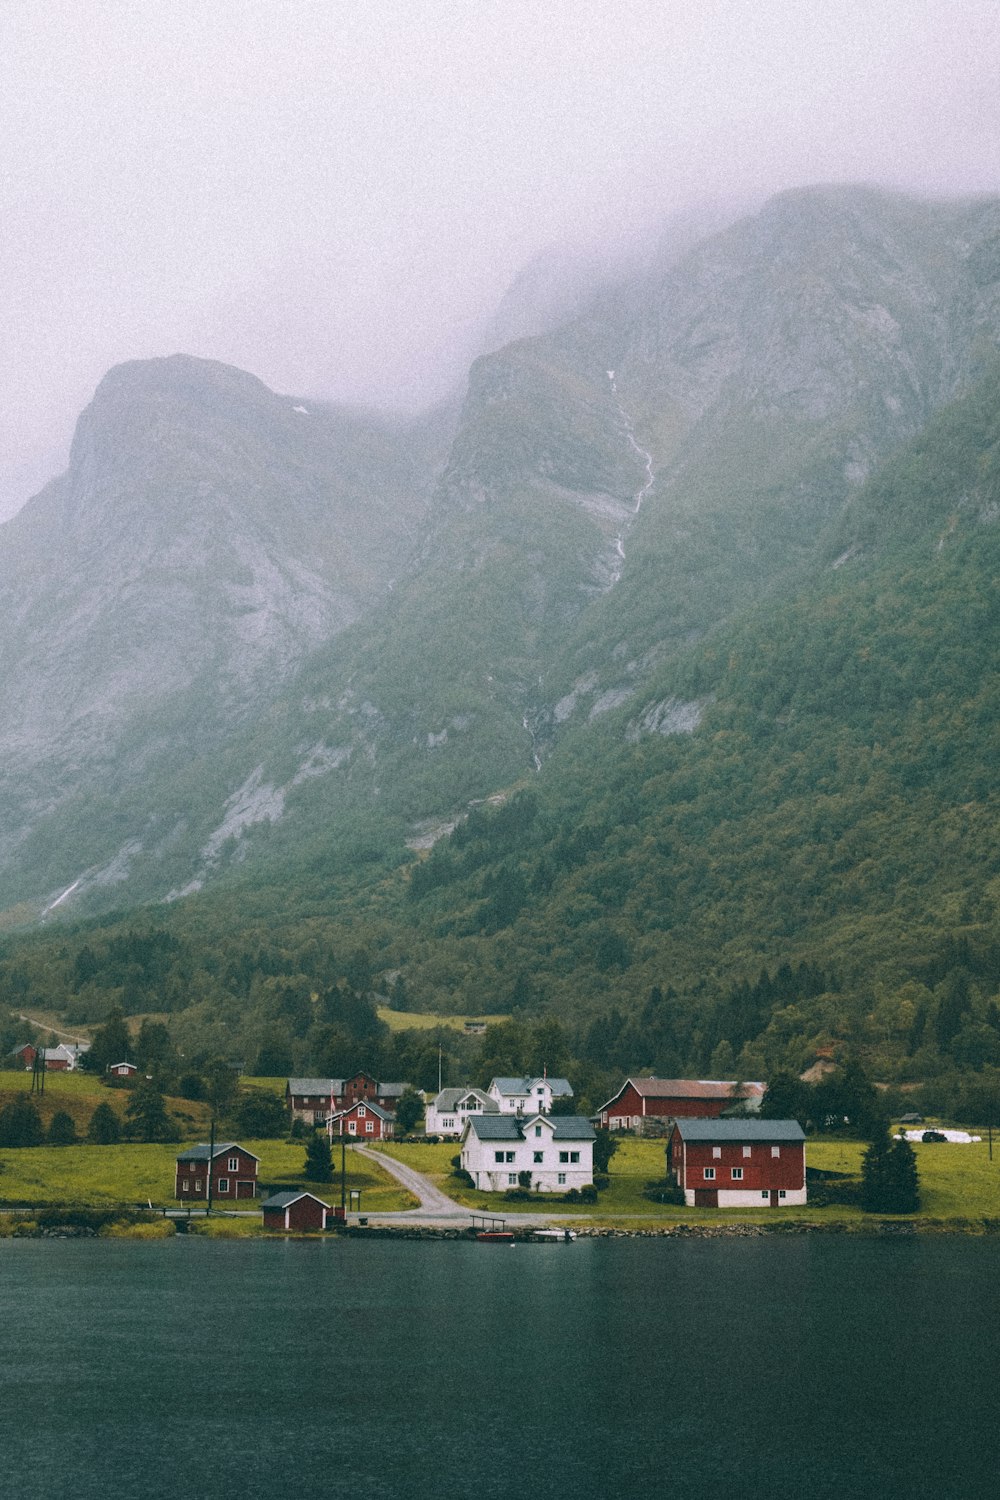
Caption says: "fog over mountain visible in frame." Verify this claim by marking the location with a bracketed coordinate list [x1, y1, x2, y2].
[3, 1, 1000, 519]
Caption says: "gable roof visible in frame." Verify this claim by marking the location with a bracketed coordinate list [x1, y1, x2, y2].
[431, 1086, 497, 1112]
[490, 1076, 573, 1098]
[598, 1078, 766, 1112]
[329, 1099, 394, 1123]
[175, 1141, 262, 1163]
[672, 1119, 805, 1143]
[261, 1191, 331, 1211]
[287, 1079, 345, 1096]
[465, 1113, 595, 1143]
[375, 1081, 409, 1099]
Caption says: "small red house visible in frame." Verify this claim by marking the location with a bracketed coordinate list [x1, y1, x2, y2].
[669, 1119, 806, 1207]
[261, 1190, 330, 1231]
[175, 1142, 260, 1201]
[285, 1074, 412, 1125]
[107, 1061, 138, 1080]
[326, 1099, 395, 1141]
[597, 1077, 766, 1132]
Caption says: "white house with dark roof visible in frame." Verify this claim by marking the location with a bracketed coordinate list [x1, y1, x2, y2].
[460, 1113, 595, 1192]
[425, 1086, 499, 1138]
[487, 1076, 574, 1116]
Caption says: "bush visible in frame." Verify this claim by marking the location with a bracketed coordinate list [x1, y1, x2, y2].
[643, 1178, 685, 1205]
[578, 1185, 598, 1204]
[451, 1167, 474, 1187]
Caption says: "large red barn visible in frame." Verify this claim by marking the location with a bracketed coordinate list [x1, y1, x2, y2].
[669, 1119, 806, 1207]
[597, 1078, 765, 1132]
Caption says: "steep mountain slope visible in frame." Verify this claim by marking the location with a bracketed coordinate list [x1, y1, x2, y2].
[1, 185, 998, 928]
[0, 354, 447, 900]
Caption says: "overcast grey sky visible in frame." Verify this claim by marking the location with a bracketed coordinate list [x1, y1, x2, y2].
[3, 0, 999, 520]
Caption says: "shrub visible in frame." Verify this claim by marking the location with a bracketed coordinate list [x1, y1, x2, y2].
[578, 1185, 598, 1204]
[644, 1178, 685, 1205]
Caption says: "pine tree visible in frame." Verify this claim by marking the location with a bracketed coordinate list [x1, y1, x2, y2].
[861, 1129, 920, 1213]
[124, 1078, 173, 1142]
[0, 1097, 44, 1147]
[303, 1132, 333, 1182]
[47, 1110, 78, 1146]
[87, 1100, 122, 1144]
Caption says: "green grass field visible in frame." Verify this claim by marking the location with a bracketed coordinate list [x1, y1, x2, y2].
[0, 1137, 417, 1214]
[375, 1133, 1000, 1227]
[376, 1008, 508, 1033]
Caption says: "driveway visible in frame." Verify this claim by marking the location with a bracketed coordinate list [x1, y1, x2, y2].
[351, 1145, 572, 1229]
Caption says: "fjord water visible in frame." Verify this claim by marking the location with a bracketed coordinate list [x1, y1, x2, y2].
[2, 1236, 997, 1499]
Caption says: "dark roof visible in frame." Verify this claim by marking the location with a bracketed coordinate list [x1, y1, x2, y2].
[466, 1113, 596, 1143]
[261, 1191, 330, 1211]
[606, 1077, 766, 1104]
[490, 1075, 573, 1098]
[175, 1142, 261, 1163]
[287, 1079, 344, 1095]
[466, 1115, 525, 1142]
[329, 1099, 394, 1123]
[672, 1119, 805, 1143]
[376, 1082, 409, 1099]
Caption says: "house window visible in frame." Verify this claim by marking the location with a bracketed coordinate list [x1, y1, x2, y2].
[228, 1157, 239, 1172]
[761, 1190, 769, 1200]
[534, 1125, 542, 1137]
[348, 1122, 357, 1135]
[558, 1173, 566, 1185]
[217, 1179, 229, 1194]
[731, 1168, 743, 1180]
[703, 1167, 716, 1180]
[559, 1151, 569, 1163]
[358, 1107, 366, 1117]
[743, 1146, 752, 1158]
[779, 1190, 787, 1199]
[508, 1174, 518, 1185]
[533, 1152, 543, 1163]
[181, 1181, 189, 1193]
[712, 1147, 722, 1158]
[505, 1152, 516, 1163]
[443, 1118, 454, 1128]
[195, 1179, 203, 1193]
[495, 1151, 505, 1163]
[366, 1121, 375, 1133]
[570, 1152, 580, 1164]
[772, 1146, 781, 1157]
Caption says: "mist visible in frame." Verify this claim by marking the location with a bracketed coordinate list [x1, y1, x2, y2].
[3, 0, 999, 520]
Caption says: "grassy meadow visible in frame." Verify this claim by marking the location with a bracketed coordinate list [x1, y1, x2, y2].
[375, 1131, 1000, 1228]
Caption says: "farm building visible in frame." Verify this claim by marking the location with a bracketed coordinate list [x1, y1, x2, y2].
[596, 1077, 765, 1132]
[326, 1099, 395, 1140]
[175, 1142, 260, 1201]
[669, 1119, 806, 1207]
[261, 1191, 330, 1232]
[285, 1072, 412, 1125]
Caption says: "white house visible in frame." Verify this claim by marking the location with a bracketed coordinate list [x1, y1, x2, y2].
[460, 1112, 595, 1193]
[424, 1086, 498, 1138]
[487, 1076, 574, 1116]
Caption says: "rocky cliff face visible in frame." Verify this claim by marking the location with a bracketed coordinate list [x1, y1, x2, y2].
[1, 186, 999, 918]
[0, 354, 444, 871]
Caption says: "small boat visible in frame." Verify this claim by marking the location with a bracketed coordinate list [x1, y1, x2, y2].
[531, 1228, 577, 1242]
[477, 1231, 515, 1242]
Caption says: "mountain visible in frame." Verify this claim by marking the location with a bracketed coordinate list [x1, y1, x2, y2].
[0, 354, 448, 906]
[0, 179, 998, 1022]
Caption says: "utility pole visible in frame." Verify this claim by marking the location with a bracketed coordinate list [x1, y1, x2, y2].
[207, 1115, 215, 1216]
[340, 1136, 347, 1216]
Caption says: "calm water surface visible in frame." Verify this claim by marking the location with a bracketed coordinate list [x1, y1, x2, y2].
[1, 1234, 997, 1499]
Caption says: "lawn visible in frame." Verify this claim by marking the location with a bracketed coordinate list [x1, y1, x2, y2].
[376, 1007, 508, 1033]
[0, 1138, 417, 1212]
[376, 1133, 1000, 1227]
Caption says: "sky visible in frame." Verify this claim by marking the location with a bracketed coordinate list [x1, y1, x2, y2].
[3, 0, 1000, 521]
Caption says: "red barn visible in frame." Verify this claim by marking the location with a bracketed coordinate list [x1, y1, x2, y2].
[669, 1119, 806, 1207]
[326, 1099, 395, 1140]
[597, 1078, 766, 1132]
[175, 1142, 260, 1201]
[261, 1191, 330, 1232]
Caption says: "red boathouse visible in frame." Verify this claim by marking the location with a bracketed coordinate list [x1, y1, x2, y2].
[669, 1119, 806, 1207]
